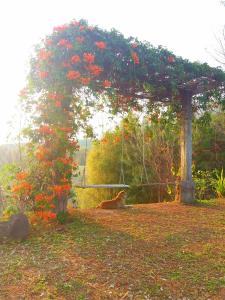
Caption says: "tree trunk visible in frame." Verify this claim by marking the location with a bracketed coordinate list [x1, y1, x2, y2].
[179, 91, 195, 203]
[55, 195, 68, 214]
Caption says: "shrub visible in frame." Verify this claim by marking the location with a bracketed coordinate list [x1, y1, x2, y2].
[214, 169, 225, 198]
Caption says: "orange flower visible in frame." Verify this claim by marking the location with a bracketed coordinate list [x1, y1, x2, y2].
[65, 42, 73, 49]
[131, 52, 140, 64]
[76, 36, 85, 44]
[80, 77, 91, 85]
[38, 125, 54, 135]
[168, 55, 175, 63]
[51, 184, 71, 196]
[69, 139, 79, 149]
[58, 39, 69, 46]
[83, 53, 95, 64]
[46, 195, 54, 203]
[114, 136, 121, 143]
[71, 55, 81, 64]
[101, 137, 108, 144]
[39, 71, 49, 79]
[131, 42, 138, 48]
[58, 156, 73, 165]
[45, 39, 53, 46]
[79, 25, 86, 31]
[88, 64, 103, 76]
[72, 161, 78, 168]
[54, 25, 68, 32]
[35, 194, 45, 202]
[36, 211, 56, 221]
[55, 100, 62, 107]
[38, 49, 52, 60]
[16, 172, 28, 181]
[35, 146, 49, 160]
[58, 39, 73, 49]
[48, 93, 64, 101]
[103, 80, 111, 88]
[12, 181, 32, 194]
[71, 20, 80, 26]
[62, 61, 71, 68]
[66, 70, 81, 80]
[95, 41, 106, 49]
[88, 26, 94, 31]
[59, 127, 73, 133]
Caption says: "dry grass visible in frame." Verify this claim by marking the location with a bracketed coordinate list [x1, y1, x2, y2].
[0, 199, 225, 299]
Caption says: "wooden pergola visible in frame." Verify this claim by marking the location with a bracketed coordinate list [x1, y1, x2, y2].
[28, 19, 225, 206]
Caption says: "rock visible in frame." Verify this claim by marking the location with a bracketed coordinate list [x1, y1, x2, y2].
[0, 213, 30, 240]
[8, 213, 30, 240]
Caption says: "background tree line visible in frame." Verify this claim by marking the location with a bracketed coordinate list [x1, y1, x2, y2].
[76, 110, 225, 208]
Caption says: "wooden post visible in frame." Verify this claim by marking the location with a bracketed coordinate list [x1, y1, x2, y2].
[179, 91, 195, 203]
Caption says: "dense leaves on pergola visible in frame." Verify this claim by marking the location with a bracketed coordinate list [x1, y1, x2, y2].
[29, 19, 225, 110]
[16, 19, 225, 220]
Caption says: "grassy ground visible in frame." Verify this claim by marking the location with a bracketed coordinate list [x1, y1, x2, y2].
[0, 199, 225, 300]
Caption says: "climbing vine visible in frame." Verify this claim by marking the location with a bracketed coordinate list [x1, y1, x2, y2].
[15, 19, 225, 220]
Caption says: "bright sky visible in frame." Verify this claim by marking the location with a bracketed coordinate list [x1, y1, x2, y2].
[0, 0, 224, 143]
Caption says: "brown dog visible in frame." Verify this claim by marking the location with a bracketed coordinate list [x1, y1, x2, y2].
[97, 191, 126, 209]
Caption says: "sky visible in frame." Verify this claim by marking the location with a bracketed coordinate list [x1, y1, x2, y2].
[0, 0, 224, 143]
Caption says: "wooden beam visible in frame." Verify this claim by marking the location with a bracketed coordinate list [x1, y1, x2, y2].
[179, 91, 195, 203]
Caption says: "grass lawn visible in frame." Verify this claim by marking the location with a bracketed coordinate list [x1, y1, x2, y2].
[0, 200, 225, 299]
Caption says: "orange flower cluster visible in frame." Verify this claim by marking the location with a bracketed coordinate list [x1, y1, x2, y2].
[103, 80, 111, 88]
[71, 20, 80, 26]
[131, 52, 140, 64]
[95, 41, 106, 49]
[71, 55, 81, 64]
[58, 156, 73, 165]
[69, 139, 79, 148]
[114, 136, 121, 143]
[58, 39, 73, 49]
[51, 184, 71, 196]
[39, 71, 49, 79]
[35, 193, 54, 203]
[67, 70, 81, 80]
[48, 93, 64, 101]
[45, 39, 53, 46]
[38, 49, 52, 60]
[35, 211, 56, 221]
[168, 55, 175, 63]
[12, 181, 32, 195]
[59, 127, 73, 133]
[16, 171, 28, 180]
[83, 53, 95, 64]
[55, 100, 62, 108]
[79, 25, 86, 31]
[35, 146, 49, 161]
[80, 77, 91, 85]
[131, 42, 138, 48]
[54, 25, 68, 32]
[38, 125, 54, 135]
[87, 64, 103, 76]
[76, 36, 85, 44]
[101, 137, 108, 144]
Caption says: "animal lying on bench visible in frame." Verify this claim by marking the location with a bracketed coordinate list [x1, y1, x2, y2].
[97, 190, 127, 209]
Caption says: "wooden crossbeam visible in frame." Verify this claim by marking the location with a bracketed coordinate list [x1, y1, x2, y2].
[74, 184, 130, 189]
